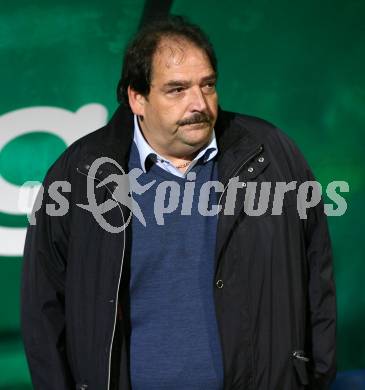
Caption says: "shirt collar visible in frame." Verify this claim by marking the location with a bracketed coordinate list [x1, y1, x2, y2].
[133, 114, 218, 173]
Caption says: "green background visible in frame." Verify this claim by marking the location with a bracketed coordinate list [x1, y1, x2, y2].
[0, 0, 364, 388]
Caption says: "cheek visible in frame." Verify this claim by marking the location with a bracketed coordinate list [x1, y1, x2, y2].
[207, 94, 218, 116]
[149, 105, 178, 131]
[147, 103, 167, 123]
[209, 92, 218, 105]
[150, 96, 178, 116]
[160, 102, 185, 122]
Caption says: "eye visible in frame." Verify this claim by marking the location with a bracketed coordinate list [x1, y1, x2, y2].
[202, 82, 216, 93]
[168, 87, 185, 94]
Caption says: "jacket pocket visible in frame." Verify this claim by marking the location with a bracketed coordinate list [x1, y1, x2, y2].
[76, 384, 88, 390]
[292, 350, 309, 386]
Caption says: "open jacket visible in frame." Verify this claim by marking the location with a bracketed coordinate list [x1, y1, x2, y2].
[21, 104, 336, 390]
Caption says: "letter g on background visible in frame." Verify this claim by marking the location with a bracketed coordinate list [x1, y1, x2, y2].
[0, 104, 107, 256]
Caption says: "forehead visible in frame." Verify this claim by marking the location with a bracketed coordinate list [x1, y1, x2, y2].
[151, 38, 214, 83]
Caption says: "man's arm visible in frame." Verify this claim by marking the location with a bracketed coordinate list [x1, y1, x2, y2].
[305, 180, 337, 389]
[275, 128, 337, 388]
[21, 172, 74, 389]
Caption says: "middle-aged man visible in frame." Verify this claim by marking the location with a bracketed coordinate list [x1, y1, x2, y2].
[21, 16, 336, 390]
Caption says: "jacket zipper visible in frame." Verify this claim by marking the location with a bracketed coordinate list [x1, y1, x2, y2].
[77, 167, 126, 390]
[217, 145, 263, 210]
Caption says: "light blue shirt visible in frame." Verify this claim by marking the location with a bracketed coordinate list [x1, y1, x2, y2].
[133, 115, 218, 178]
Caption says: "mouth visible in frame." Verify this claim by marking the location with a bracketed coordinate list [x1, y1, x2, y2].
[182, 122, 209, 128]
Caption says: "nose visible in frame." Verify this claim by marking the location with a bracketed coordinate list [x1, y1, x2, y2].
[188, 86, 208, 112]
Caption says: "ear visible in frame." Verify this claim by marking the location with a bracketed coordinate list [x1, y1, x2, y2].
[128, 86, 146, 117]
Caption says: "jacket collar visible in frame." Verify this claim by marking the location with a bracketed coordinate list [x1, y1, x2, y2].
[214, 107, 263, 185]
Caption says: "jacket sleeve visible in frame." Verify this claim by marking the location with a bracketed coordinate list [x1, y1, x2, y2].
[276, 128, 337, 389]
[21, 170, 74, 389]
[304, 173, 337, 390]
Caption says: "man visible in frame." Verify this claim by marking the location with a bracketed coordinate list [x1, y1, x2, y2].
[21, 16, 336, 390]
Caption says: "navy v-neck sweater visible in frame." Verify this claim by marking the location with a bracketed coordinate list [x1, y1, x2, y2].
[127, 141, 224, 389]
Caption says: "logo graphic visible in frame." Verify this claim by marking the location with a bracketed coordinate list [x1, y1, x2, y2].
[0, 104, 108, 256]
[68, 158, 349, 233]
[77, 157, 155, 233]
[13, 152, 350, 235]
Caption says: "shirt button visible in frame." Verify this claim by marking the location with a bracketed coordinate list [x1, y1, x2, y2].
[247, 167, 254, 173]
[258, 156, 264, 163]
[216, 279, 224, 289]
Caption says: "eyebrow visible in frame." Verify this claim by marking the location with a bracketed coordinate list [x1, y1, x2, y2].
[162, 74, 217, 89]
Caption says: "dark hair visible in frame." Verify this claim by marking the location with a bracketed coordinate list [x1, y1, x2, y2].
[117, 15, 218, 108]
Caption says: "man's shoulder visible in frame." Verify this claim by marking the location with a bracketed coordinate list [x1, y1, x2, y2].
[219, 108, 312, 176]
[219, 108, 296, 147]
[228, 110, 278, 133]
[43, 123, 111, 183]
[46, 104, 133, 181]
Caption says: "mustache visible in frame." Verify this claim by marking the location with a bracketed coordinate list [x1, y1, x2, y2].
[177, 112, 211, 126]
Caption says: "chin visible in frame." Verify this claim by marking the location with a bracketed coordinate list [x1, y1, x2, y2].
[184, 130, 212, 148]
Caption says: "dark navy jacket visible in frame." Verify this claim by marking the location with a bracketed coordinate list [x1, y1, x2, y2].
[21, 104, 336, 389]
